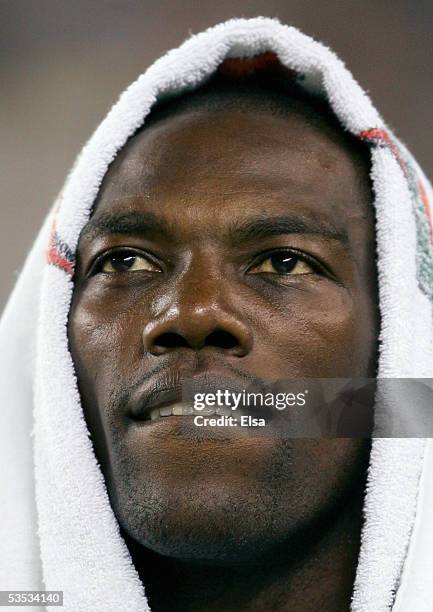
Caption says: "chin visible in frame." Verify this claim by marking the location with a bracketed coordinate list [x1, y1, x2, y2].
[111, 478, 292, 564]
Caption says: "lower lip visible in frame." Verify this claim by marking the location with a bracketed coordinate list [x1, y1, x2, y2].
[129, 402, 256, 442]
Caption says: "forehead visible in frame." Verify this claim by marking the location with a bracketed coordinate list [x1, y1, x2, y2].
[91, 103, 372, 235]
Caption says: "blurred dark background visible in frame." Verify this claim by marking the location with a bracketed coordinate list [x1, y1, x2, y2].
[1, 1, 432, 311]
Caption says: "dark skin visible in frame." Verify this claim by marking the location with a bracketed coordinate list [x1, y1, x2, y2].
[68, 94, 379, 611]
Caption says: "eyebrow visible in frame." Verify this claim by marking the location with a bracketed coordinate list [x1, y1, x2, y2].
[79, 209, 349, 247]
[228, 214, 349, 246]
[80, 210, 174, 241]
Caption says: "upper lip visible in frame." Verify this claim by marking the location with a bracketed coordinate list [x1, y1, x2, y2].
[130, 385, 184, 419]
[128, 370, 263, 421]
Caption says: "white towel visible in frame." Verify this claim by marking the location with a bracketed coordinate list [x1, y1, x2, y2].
[0, 17, 432, 612]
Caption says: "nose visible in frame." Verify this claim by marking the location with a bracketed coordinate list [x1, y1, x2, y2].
[142, 273, 253, 358]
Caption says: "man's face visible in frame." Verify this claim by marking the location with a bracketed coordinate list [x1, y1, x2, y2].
[68, 101, 378, 562]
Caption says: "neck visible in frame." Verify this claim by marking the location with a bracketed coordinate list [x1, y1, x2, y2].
[124, 480, 365, 612]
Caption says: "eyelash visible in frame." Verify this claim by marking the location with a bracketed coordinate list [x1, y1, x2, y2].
[88, 247, 328, 278]
[89, 247, 160, 275]
[247, 248, 325, 275]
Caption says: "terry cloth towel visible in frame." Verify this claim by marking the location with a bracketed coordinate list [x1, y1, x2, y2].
[1, 17, 432, 612]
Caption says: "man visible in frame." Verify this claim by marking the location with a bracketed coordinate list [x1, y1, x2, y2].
[68, 59, 378, 611]
[1, 18, 432, 612]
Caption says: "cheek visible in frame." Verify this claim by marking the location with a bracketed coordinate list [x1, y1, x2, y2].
[248, 281, 367, 378]
[68, 286, 147, 405]
[68, 286, 150, 476]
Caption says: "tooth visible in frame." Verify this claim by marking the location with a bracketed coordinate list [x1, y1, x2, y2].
[181, 404, 193, 415]
[160, 406, 173, 417]
[216, 405, 231, 416]
[172, 403, 184, 416]
[150, 409, 159, 421]
[196, 406, 215, 415]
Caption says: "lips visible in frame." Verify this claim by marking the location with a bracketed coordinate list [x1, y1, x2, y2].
[128, 371, 263, 423]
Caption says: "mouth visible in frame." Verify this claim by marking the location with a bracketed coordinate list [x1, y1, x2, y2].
[128, 371, 263, 424]
[146, 402, 235, 422]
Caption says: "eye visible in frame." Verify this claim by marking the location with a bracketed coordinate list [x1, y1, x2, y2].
[248, 251, 315, 275]
[97, 250, 161, 274]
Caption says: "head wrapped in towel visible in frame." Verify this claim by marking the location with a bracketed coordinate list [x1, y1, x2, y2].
[0, 17, 432, 612]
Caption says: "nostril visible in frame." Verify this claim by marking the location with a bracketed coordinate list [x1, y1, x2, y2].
[154, 332, 190, 349]
[147, 328, 246, 354]
[205, 329, 239, 350]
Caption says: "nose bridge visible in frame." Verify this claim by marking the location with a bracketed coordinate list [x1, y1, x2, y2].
[176, 253, 229, 317]
[143, 251, 253, 356]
